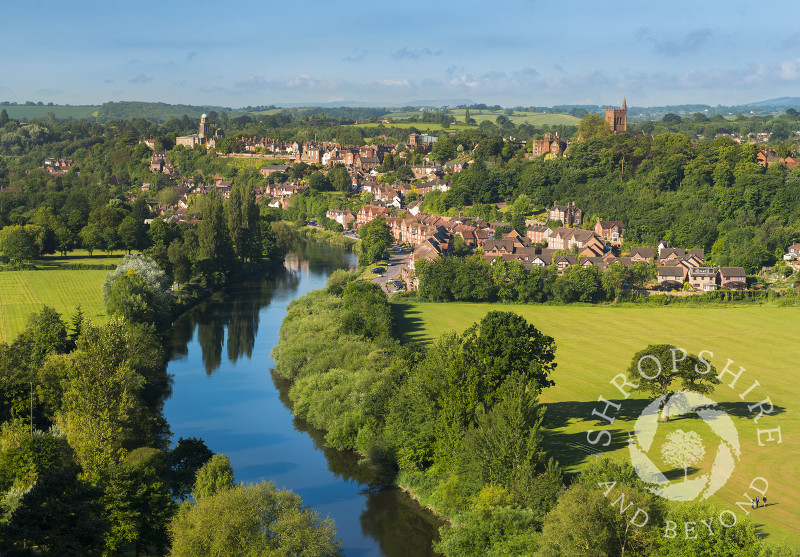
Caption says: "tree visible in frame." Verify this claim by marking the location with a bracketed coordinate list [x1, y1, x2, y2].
[192, 453, 234, 500]
[626, 344, 720, 422]
[164, 437, 213, 500]
[328, 164, 351, 192]
[511, 211, 526, 235]
[0, 108, 9, 126]
[358, 217, 392, 265]
[103, 254, 172, 311]
[198, 188, 230, 274]
[602, 261, 628, 301]
[307, 171, 332, 191]
[576, 114, 611, 139]
[169, 481, 343, 557]
[106, 271, 159, 325]
[661, 429, 705, 481]
[167, 240, 192, 286]
[537, 483, 662, 557]
[226, 181, 260, 263]
[79, 223, 104, 256]
[57, 318, 153, 483]
[102, 460, 175, 557]
[156, 187, 178, 207]
[118, 215, 146, 254]
[0, 225, 37, 261]
[4, 465, 106, 556]
[396, 164, 414, 182]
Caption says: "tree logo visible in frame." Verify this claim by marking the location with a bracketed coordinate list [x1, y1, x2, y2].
[628, 390, 741, 501]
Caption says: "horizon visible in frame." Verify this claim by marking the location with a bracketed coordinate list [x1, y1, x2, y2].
[3, 1, 800, 108]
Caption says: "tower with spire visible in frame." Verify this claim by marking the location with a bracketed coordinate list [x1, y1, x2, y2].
[604, 99, 627, 133]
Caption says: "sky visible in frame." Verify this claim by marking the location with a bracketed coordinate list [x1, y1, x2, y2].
[2, 0, 800, 108]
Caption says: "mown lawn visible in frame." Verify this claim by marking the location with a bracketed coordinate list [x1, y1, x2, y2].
[394, 301, 800, 546]
[0, 270, 109, 342]
[34, 251, 123, 269]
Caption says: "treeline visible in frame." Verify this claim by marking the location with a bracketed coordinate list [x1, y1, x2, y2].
[0, 303, 342, 555]
[416, 255, 652, 303]
[272, 280, 785, 556]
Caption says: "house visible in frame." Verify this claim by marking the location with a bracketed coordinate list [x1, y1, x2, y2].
[326, 209, 356, 228]
[549, 201, 582, 226]
[526, 224, 552, 244]
[594, 219, 624, 246]
[410, 164, 443, 180]
[553, 255, 578, 274]
[630, 247, 655, 263]
[688, 267, 717, 291]
[355, 204, 392, 229]
[783, 242, 800, 260]
[531, 133, 568, 158]
[259, 165, 290, 178]
[444, 160, 467, 172]
[717, 267, 747, 290]
[657, 266, 686, 289]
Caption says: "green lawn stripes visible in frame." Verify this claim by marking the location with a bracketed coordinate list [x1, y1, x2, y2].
[0, 270, 109, 342]
[394, 301, 800, 546]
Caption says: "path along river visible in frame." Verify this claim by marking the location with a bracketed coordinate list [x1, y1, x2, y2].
[162, 240, 442, 556]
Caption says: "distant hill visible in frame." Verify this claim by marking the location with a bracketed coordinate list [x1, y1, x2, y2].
[747, 97, 800, 108]
[274, 98, 475, 108]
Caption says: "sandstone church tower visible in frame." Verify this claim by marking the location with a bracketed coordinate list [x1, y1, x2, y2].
[604, 99, 627, 133]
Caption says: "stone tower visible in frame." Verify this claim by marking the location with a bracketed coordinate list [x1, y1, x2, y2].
[199, 113, 210, 140]
[604, 99, 627, 133]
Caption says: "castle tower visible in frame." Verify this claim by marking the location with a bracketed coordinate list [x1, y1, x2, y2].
[199, 113, 210, 140]
[604, 99, 627, 133]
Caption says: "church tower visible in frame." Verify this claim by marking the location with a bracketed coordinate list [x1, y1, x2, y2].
[199, 113, 210, 140]
[604, 99, 627, 133]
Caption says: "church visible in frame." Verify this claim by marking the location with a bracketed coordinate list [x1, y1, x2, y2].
[604, 99, 627, 133]
[176, 114, 221, 148]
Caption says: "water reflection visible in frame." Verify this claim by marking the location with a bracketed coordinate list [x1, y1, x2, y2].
[162, 241, 444, 556]
[168, 267, 299, 374]
[272, 373, 445, 557]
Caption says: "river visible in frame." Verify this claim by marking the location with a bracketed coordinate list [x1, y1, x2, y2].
[162, 241, 442, 556]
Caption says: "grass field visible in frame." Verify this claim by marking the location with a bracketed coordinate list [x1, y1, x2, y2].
[354, 111, 579, 133]
[394, 301, 800, 546]
[448, 109, 581, 127]
[0, 105, 100, 120]
[34, 251, 123, 269]
[0, 270, 109, 342]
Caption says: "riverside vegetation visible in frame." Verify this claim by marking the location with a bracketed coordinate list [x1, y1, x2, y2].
[272, 273, 796, 556]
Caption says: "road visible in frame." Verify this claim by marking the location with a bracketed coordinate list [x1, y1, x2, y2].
[371, 245, 412, 296]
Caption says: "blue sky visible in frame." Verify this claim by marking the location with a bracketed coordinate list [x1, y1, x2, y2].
[2, 0, 799, 108]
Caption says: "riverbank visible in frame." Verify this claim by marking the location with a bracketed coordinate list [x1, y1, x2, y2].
[163, 241, 443, 556]
[295, 224, 361, 250]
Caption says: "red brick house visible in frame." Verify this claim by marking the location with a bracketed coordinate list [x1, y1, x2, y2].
[717, 267, 747, 290]
[594, 219, 624, 246]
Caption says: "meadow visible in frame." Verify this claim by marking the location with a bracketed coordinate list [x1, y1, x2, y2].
[394, 301, 800, 545]
[0, 105, 100, 120]
[0, 270, 109, 342]
[355, 111, 579, 133]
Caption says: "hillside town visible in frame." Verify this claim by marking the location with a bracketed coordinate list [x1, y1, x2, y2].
[115, 108, 800, 296]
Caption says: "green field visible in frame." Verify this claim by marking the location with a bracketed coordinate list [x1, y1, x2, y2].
[355, 111, 579, 133]
[395, 301, 799, 545]
[35, 251, 123, 269]
[0, 270, 109, 342]
[448, 109, 581, 127]
[0, 105, 100, 120]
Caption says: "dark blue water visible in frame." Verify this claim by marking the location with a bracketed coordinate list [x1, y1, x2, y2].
[162, 241, 442, 556]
